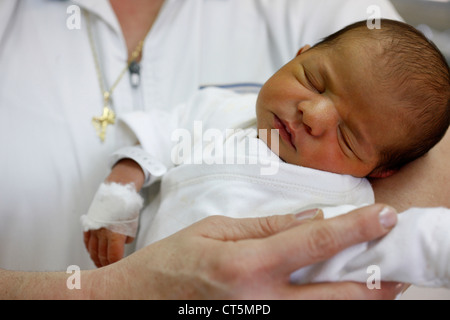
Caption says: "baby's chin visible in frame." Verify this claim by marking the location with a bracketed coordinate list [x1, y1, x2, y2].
[256, 134, 375, 178]
[256, 124, 305, 165]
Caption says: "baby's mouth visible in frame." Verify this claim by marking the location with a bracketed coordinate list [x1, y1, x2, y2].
[273, 114, 296, 150]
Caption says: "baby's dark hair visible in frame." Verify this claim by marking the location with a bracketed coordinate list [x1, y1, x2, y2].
[315, 19, 450, 176]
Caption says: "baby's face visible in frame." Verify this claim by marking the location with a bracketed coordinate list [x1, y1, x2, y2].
[257, 43, 404, 178]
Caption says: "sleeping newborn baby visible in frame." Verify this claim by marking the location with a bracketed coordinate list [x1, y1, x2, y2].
[82, 20, 450, 289]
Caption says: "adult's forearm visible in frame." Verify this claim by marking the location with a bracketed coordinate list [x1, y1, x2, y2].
[371, 130, 450, 212]
[0, 269, 93, 299]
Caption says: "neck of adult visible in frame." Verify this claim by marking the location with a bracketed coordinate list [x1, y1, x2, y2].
[109, 0, 165, 60]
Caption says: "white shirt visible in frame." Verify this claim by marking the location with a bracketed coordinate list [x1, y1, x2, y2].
[0, 0, 402, 271]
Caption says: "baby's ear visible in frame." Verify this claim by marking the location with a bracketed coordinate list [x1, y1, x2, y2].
[296, 45, 311, 56]
[368, 168, 397, 179]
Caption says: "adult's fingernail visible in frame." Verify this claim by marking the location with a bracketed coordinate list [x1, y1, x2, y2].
[295, 208, 322, 221]
[379, 206, 398, 229]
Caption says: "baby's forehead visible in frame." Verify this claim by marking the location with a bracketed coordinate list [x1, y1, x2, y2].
[312, 19, 450, 170]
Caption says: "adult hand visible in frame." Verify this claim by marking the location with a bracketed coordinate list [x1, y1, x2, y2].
[89, 204, 402, 299]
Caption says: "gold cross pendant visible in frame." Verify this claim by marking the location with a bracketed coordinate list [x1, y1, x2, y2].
[92, 106, 116, 142]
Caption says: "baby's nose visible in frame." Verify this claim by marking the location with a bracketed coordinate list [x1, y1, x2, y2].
[298, 99, 338, 137]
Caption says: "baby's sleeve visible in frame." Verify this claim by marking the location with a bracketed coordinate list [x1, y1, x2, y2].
[116, 88, 254, 186]
[291, 207, 450, 289]
[116, 107, 181, 187]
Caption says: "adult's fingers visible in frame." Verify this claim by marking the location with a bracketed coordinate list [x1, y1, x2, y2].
[85, 231, 102, 268]
[256, 204, 398, 276]
[199, 209, 323, 242]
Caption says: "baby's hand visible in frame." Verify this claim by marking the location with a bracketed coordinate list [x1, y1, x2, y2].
[84, 228, 134, 268]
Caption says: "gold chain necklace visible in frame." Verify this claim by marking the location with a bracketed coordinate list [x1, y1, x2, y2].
[84, 10, 145, 142]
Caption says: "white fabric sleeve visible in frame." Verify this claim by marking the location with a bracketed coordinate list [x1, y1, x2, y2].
[291, 207, 450, 289]
[117, 89, 255, 177]
[109, 146, 168, 188]
[80, 183, 144, 237]
[119, 109, 180, 175]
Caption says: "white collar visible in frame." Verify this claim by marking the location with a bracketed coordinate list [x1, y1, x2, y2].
[72, 0, 121, 35]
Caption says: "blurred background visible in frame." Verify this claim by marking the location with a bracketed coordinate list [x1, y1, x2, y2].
[391, 0, 450, 63]
[389, 0, 450, 300]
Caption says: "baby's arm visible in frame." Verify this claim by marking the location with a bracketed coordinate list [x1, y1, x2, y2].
[83, 159, 146, 267]
[105, 158, 146, 191]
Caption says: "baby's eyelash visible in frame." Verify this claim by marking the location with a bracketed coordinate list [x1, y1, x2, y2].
[304, 70, 317, 91]
[304, 68, 323, 94]
[338, 126, 353, 153]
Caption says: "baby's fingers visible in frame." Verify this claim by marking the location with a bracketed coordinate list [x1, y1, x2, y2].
[106, 233, 129, 265]
[85, 229, 135, 267]
[84, 230, 102, 268]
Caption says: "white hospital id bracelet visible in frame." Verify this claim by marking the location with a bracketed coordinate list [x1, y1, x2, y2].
[109, 146, 167, 187]
[81, 183, 144, 237]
